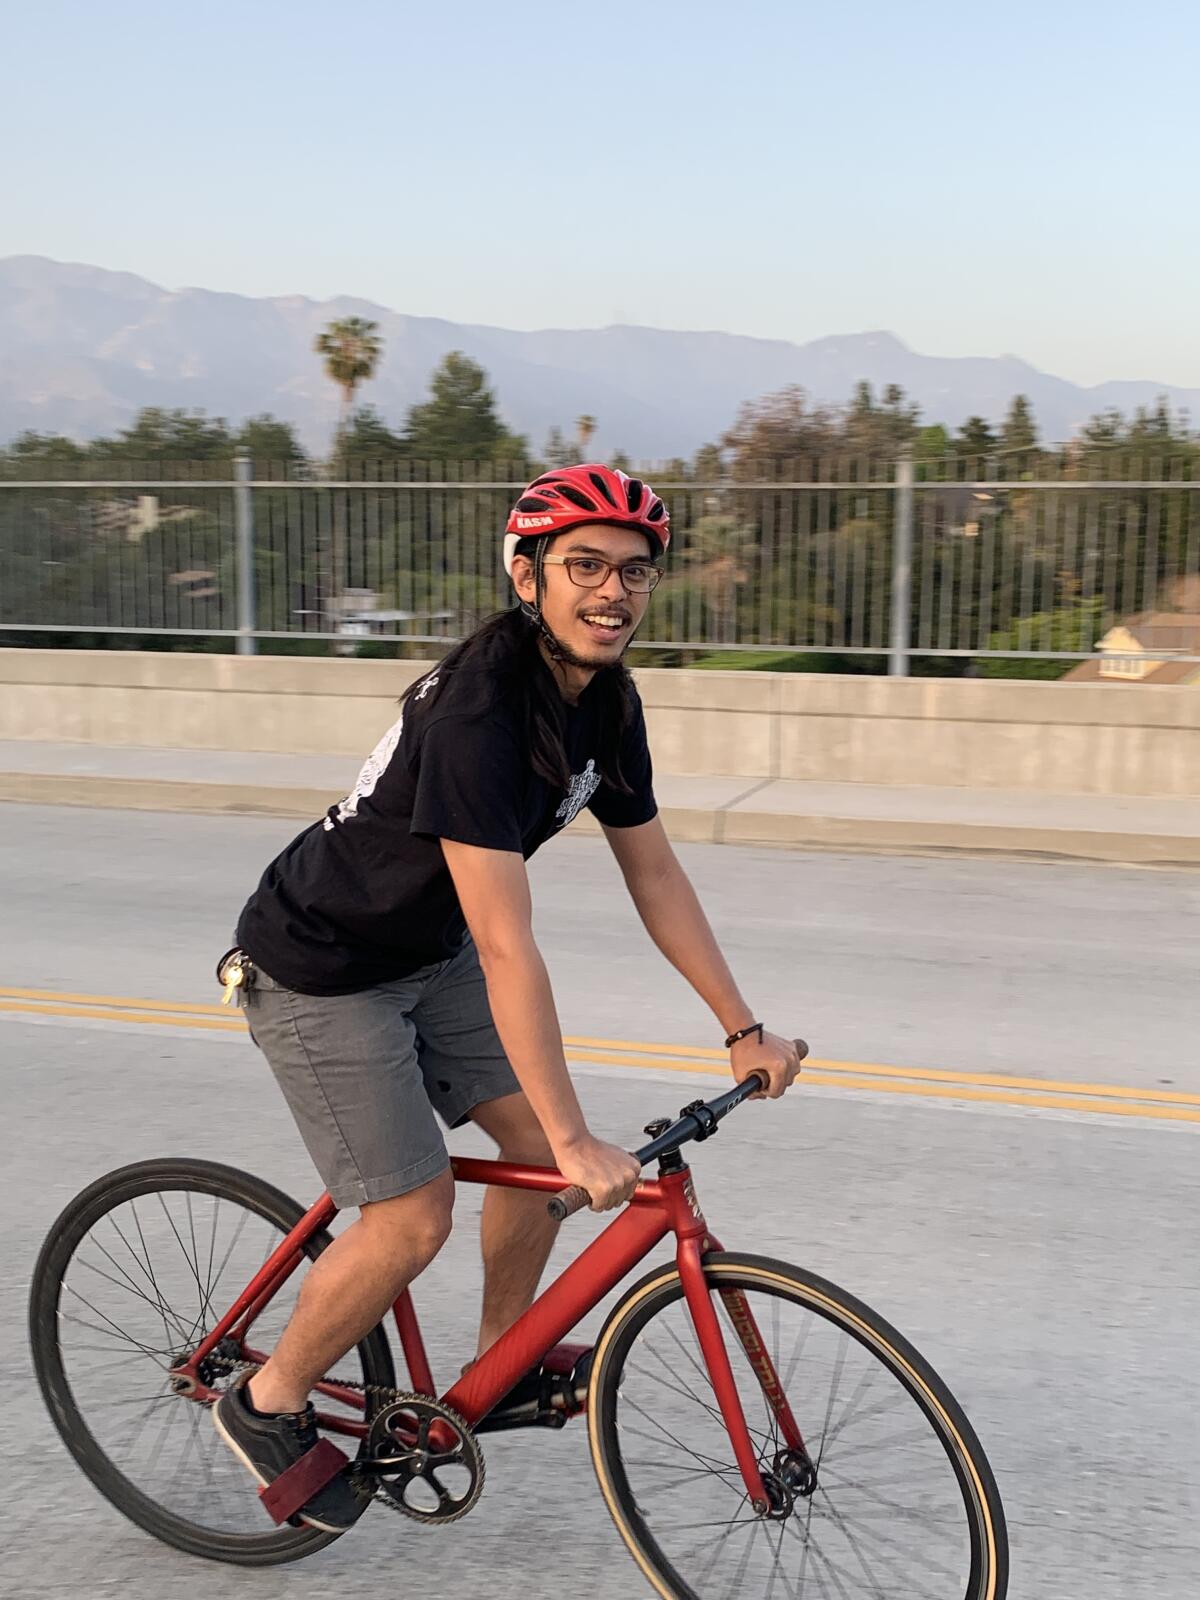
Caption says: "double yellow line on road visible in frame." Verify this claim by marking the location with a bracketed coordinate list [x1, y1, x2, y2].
[2, 984, 1197, 1127]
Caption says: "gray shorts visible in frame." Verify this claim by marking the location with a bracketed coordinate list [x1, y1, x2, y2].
[240, 939, 520, 1209]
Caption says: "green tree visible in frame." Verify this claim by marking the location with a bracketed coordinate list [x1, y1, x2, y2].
[543, 425, 572, 466]
[338, 405, 407, 458]
[234, 414, 307, 472]
[90, 407, 234, 465]
[955, 416, 998, 458]
[722, 385, 841, 477]
[402, 351, 527, 462]
[976, 596, 1106, 679]
[0, 431, 89, 478]
[692, 442, 724, 480]
[314, 317, 383, 445]
[1001, 394, 1038, 452]
[914, 424, 951, 457]
[843, 381, 920, 457]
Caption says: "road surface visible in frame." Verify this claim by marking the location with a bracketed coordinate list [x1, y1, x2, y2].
[3, 805, 1197, 1599]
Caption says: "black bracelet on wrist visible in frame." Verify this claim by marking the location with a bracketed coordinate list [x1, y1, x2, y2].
[724, 1022, 764, 1049]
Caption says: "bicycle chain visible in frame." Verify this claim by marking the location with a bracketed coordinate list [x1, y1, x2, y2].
[200, 1353, 480, 1522]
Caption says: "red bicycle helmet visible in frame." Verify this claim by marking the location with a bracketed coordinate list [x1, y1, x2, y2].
[503, 463, 670, 575]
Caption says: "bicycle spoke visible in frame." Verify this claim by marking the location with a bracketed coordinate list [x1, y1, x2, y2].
[131, 1198, 198, 1340]
[621, 1457, 739, 1478]
[813, 1489, 965, 1589]
[619, 1404, 750, 1494]
[821, 1381, 912, 1450]
[723, 1512, 766, 1600]
[92, 1223, 190, 1344]
[766, 1515, 804, 1600]
[60, 1291, 172, 1365]
[631, 1344, 778, 1457]
[823, 1417, 944, 1460]
[89, 1390, 179, 1409]
[800, 1534, 858, 1600]
[155, 1191, 209, 1327]
[818, 1358, 879, 1450]
[816, 1491, 891, 1598]
[140, 1390, 186, 1481]
[203, 1207, 253, 1326]
[75, 1252, 192, 1347]
[814, 1333, 849, 1473]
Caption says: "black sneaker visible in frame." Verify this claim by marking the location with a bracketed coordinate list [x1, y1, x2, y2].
[212, 1371, 370, 1533]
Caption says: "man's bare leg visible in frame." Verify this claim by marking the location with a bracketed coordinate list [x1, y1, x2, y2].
[469, 1093, 561, 1358]
[248, 1169, 455, 1414]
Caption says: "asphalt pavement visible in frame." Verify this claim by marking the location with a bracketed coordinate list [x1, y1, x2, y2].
[3, 805, 1198, 1599]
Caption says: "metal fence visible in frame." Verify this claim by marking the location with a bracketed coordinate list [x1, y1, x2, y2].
[2, 457, 1199, 673]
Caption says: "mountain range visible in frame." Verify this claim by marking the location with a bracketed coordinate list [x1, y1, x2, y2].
[2, 255, 1196, 458]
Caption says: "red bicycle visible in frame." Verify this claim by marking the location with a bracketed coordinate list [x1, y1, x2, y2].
[30, 1063, 1007, 1599]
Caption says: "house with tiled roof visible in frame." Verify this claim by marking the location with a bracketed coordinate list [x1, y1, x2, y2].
[1064, 611, 1200, 684]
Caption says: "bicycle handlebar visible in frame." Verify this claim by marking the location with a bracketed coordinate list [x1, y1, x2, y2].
[548, 1039, 809, 1221]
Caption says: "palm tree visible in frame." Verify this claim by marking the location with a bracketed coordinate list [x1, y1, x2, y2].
[314, 318, 384, 447]
[313, 318, 382, 631]
[575, 415, 597, 458]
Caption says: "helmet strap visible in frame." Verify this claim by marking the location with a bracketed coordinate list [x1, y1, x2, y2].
[517, 538, 566, 662]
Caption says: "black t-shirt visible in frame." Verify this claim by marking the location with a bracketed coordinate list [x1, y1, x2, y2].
[235, 623, 657, 994]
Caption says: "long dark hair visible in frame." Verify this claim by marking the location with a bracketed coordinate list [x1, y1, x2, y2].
[400, 607, 636, 793]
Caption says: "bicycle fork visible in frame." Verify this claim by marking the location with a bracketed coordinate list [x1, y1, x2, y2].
[672, 1205, 810, 1515]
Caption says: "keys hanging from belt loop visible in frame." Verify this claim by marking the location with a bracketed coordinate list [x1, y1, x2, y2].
[216, 948, 253, 1007]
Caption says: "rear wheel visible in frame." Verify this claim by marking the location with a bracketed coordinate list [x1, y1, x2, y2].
[588, 1252, 1007, 1600]
[29, 1159, 395, 1566]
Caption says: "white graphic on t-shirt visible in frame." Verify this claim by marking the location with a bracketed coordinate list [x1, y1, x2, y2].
[323, 714, 404, 830]
[555, 759, 600, 828]
[413, 673, 440, 701]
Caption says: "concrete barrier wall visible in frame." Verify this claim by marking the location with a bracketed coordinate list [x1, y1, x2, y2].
[2, 648, 1198, 796]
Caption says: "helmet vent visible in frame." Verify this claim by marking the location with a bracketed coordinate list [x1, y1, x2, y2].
[516, 495, 552, 512]
[646, 500, 665, 522]
[557, 485, 598, 512]
[625, 478, 645, 512]
[588, 471, 619, 507]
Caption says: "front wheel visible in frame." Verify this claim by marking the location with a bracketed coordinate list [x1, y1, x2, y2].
[588, 1251, 1007, 1600]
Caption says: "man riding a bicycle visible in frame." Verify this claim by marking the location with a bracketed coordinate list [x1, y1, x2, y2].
[212, 464, 802, 1530]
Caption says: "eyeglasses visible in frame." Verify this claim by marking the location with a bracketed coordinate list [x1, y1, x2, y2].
[541, 554, 664, 594]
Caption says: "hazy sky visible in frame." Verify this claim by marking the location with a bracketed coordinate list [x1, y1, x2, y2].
[4, 0, 1197, 387]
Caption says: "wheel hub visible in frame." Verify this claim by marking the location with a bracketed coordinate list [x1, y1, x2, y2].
[775, 1445, 818, 1498]
[759, 1470, 794, 1520]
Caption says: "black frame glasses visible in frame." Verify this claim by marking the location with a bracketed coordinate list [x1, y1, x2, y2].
[541, 554, 664, 594]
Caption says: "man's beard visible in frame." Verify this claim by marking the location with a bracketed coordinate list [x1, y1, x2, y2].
[552, 635, 628, 670]
[543, 623, 634, 672]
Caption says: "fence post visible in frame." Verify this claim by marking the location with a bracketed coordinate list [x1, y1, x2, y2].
[234, 455, 256, 656]
[889, 454, 914, 676]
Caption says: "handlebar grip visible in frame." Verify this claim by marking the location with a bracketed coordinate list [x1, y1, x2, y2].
[547, 1184, 591, 1222]
[742, 1040, 807, 1095]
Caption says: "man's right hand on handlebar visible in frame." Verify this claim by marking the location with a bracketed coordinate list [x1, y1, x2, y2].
[731, 1029, 806, 1100]
[551, 1130, 640, 1212]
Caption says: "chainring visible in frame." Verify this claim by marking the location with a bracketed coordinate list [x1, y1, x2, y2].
[360, 1392, 485, 1525]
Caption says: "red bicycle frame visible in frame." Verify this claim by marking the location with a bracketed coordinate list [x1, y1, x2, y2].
[177, 1155, 807, 1512]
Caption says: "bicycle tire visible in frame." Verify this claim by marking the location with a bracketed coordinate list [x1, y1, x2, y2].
[29, 1158, 396, 1567]
[588, 1251, 1007, 1600]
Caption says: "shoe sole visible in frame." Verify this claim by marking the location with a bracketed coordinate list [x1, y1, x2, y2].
[210, 1399, 352, 1535]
